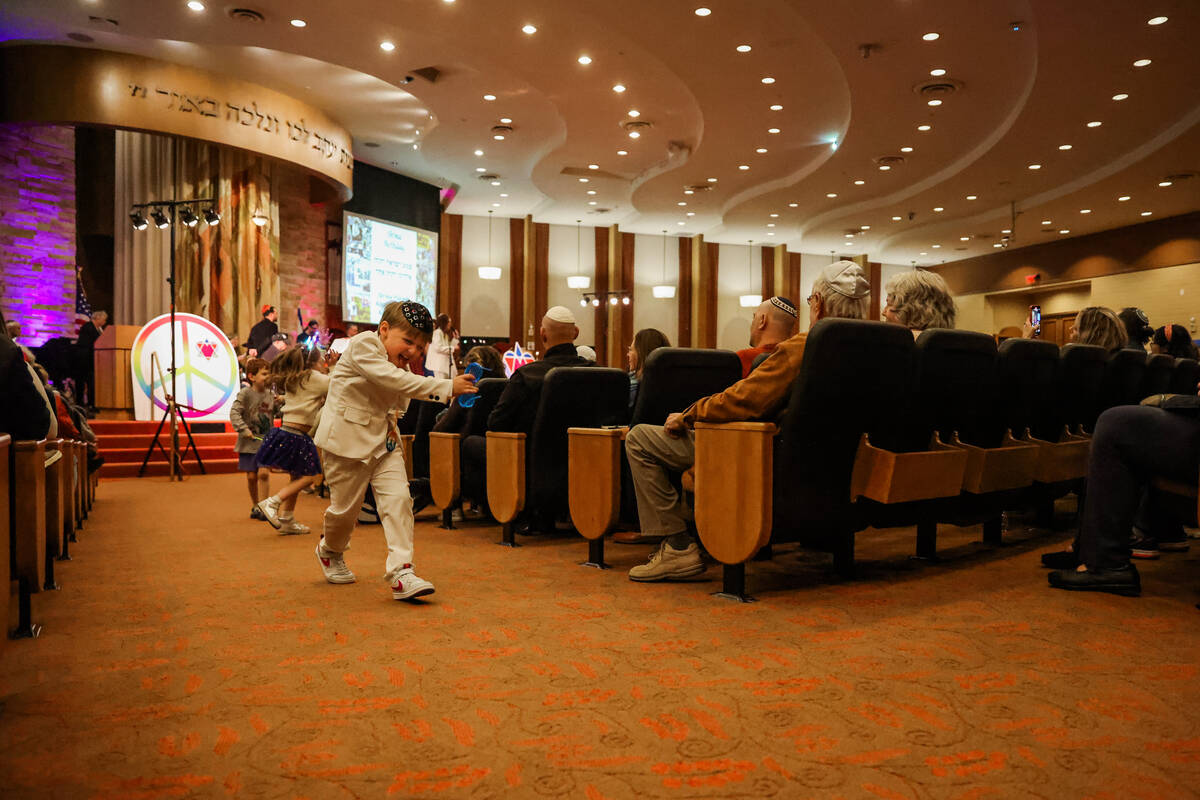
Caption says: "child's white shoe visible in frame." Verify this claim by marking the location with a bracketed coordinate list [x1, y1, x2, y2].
[278, 519, 310, 535]
[316, 540, 355, 584]
[389, 566, 434, 600]
[257, 497, 282, 529]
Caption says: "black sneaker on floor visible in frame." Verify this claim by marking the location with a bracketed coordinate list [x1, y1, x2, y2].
[1048, 564, 1140, 597]
[1040, 550, 1078, 569]
[1131, 537, 1160, 559]
[250, 506, 267, 521]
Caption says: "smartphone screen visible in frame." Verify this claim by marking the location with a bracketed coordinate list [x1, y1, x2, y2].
[1030, 305, 1042, 336]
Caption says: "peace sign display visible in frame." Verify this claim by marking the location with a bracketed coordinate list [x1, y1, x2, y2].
[131, 313, 239, 422]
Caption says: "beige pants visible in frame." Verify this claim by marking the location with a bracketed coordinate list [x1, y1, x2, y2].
[322, 448, 414, 581]
[625, 423, 696, 537]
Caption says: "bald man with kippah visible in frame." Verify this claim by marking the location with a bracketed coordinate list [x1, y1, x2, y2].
[737, 296, 798, 377]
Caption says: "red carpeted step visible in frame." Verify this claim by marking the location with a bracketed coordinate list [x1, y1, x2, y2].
[96, 432, 238, 450]
[101, 445, 242, 464]
[90, 419, 235, 435]
[101, 457, 241, 479]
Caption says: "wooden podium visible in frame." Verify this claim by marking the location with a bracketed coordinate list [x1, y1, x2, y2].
[94, 324, 139, 419]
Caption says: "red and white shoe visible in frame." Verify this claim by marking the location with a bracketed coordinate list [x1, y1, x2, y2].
[390, 565, 434, 600]
[315, 540, 355, 584]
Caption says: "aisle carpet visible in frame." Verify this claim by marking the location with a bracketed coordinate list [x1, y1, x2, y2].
[2, 473, 1199, 799]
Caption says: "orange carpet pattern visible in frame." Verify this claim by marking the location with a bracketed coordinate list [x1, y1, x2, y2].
[2, 473, 1199, 799]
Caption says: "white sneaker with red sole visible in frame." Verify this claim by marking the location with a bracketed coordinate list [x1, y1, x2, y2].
[315, 540, 355, 584]
[389, 566, 435, 600]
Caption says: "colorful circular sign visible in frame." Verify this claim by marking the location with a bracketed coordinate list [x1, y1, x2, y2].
[131, 313, 239, 422]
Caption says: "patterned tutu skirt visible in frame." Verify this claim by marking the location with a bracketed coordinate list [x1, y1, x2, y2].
[255, 427, 322, 476]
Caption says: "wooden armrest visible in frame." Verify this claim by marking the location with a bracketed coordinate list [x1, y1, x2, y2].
[692, 421, 777, 564]
[1020, 426, 1091, 483]
[567, 427, 625, 540]
[428, 432, 462, 510]
[851, 432, 969, 504]
[952, 430, 1040, 494]
[12, 440, 48, 589]
[486, 432, 526, 524]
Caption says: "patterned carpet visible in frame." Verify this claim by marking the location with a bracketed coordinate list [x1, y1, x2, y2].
[2, 473, 1199, 799]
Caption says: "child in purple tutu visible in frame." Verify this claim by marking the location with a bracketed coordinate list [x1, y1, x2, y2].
[255, 346, 329, 534]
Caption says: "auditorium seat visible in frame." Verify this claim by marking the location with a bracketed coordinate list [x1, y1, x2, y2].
[1057, 344, 1107, 435]
[1, 435, 9, 652]
[1171, 357, 1200, 395]
[43, 441, 64, 591]
[11, 440, 47, 638]
[488, 368, 627, 545]
[429, 377, 507, 528]
[1143, 353, 1175, 397]
[1099, 347, 1148, 412]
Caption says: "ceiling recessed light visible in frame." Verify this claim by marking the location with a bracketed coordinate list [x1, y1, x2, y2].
[499, 117, 512, 124]
[994, 243, 1003, 248]
[1041, 219, 1052, 225]
[1059, 144, 1072, 150]
[1059, 229, 1070, 234]
[694, 7, 712, 16]
[490, 180, 501, 185]
[933, 206, 944, 212]
[767, 223, 775, 228]
[879, 165, 891, 171]
[677, 201, 687, 206]
[612, 84, 626, 93]
[706, 177, 717, 182]
[588, 201, 598, 206]
[892, 216, 902, 221]
[788, 202, 798, 207]
[1118, 195, 1131, 201]
[522, 24, 537, 34]
[861, 225, 870, 230]
[920, 252, 928, 256]
[627, 109, 641, 118]
[1112, 93, 1129, 101]
[678, 221, 686, 226]
[1080, 208, 1092, 214]
[627, 131, 640, 139]
[474, 149, 484, 156]
[1001, 229, 1012, 233]
[738, 164, 749, 170]
[826, 193, 837, 198]
[736, 45, 752, 53]
[922, 32, 940, 41]
[1157, 180, 1173, 187]
[499, 193, 509, 198]
[756, 147, 768, 153]
[493, 134, 505, 141]
[686, 212, 695, 216]
[917, 124, 931, 131]
[767, 232, 775, 236]
[930, 68, 947, 77]
[932, 244, 941, 248]
[289, 18, 306, 27]
[1133, 58, 1152, 67]
[1148, 16, 1168, 25]
[578, 55, 592, 65]
[761, 77, 775, 84]
[854, 180, 865, 185]
[966, 195, 977, 200]
[380, 40, 396, 51]
[1087, 121, 1102, 128]
[579, 177, 589, 183]
[769, 104, 783, 111]
[767, 128, 780, 134]
[769, 213, 779, 218]
[1141, 211, 1152, 216]
[1028, 163, 1041, 169]
[475, 167, 486, 173]
[900, 146, 914, 153]
[960, 236, 969, 241]
[483, 93, 496, 101]
[587, 190, 597, 195]
[187, 0, 205, 10]
[492, 203, 500, 208]
[844, 233, 855, 238]
[587, 164, 599, 170]
[927, 99, 943, 107]
[617, 150, 628, 156]
[683, 189, 694, 195]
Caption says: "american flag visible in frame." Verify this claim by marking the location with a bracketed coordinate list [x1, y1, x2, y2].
[74, 269, 92, 333]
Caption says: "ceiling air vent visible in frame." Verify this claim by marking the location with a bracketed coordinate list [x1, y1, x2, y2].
[1163, 171, 1197, 183]
[874, 155, 906, 169]
[685, 184, 714, 193]
[913, 78, 964, 99]
[622, 120, 653, 136]
[412, 67, 441, 83]
[227, 8, 266, 23]
[490, 125, 513, 137]
[477, 173, 500, 182]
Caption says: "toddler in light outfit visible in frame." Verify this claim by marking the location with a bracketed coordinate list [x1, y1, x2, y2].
[231, 357, 275, 519]
[313, 301, 476, 600]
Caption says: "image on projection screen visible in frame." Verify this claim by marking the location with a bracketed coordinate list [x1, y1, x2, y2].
[342, 212, 438, 323]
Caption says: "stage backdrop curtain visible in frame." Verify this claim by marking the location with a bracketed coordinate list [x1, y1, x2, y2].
[114, 131, 279, 342]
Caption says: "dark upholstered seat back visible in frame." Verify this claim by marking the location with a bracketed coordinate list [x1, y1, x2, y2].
[1143, 353, 1175, 397]
[912, 329, 1001, 448]
[631, 347, 742, 426]
[1058, 344, 1107, 434]
[1099, 348, 1148, 415]
[464, 378, 507, 437]
[771, 319, 915, 545]
[997, 338, 1059, 440]
[1172, 358, 1200, 395]
[528, 367, 629, 512]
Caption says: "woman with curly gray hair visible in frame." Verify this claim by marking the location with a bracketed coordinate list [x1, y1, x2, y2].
[882, 269, 957, 336]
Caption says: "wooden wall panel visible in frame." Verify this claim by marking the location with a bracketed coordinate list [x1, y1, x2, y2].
[594, 226, 609, 364]
[509, 217, 525, 344]
[438, 212, 462, 327]
[761, 247, 775, 298]
[678, 237, 693, 347]
[868, 261, 882, 320]
[788, 252, 803, 308]
[704, 242, 720, 349]
[620, 232, 635, 364]
[534, 222, 549, 326]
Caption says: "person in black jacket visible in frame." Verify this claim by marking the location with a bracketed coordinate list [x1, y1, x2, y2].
[246, 305, 279, 356]
[0, 307, 52, 441]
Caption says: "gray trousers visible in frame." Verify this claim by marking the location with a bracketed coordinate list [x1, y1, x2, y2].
[626, 423, 696, 537]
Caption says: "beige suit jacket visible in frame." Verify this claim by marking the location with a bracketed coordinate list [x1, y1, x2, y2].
[314, 332, 452, 461]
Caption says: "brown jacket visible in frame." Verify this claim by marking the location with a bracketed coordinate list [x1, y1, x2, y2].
[681, 332, 808, 426]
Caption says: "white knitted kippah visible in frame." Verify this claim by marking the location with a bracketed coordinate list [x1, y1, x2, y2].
[545, 306, 577, 324]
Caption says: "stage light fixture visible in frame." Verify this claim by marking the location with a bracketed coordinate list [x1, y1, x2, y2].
[179, 208, 198, 227]
[203, 208, 221, 225]
[151, 208, 170, 229]
[129, 210, 148, 230]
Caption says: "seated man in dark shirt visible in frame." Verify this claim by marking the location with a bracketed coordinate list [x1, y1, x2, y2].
[246, 305, 279, 356]
[460, 306, 590, 518]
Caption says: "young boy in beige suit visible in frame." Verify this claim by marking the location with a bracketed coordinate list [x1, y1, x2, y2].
[313, 302, 476, 599]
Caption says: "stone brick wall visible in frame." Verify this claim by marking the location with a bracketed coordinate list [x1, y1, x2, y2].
[0, 124, 77, 345]
[276, 168, 331, 337]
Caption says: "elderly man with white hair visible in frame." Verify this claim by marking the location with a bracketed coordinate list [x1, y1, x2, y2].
[624, 260, 872, 582]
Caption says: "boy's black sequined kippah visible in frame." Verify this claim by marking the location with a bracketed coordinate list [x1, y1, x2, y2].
[401, 301, 434, 335]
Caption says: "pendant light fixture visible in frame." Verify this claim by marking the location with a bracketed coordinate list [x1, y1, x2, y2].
[478, 210, 502, 280]
[739, 239, 761, 307]
[566, 219, 590, 289]
[652, 230, 676, 298]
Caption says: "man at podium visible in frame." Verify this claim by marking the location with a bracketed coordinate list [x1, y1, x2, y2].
[75, 309, 108, 410]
